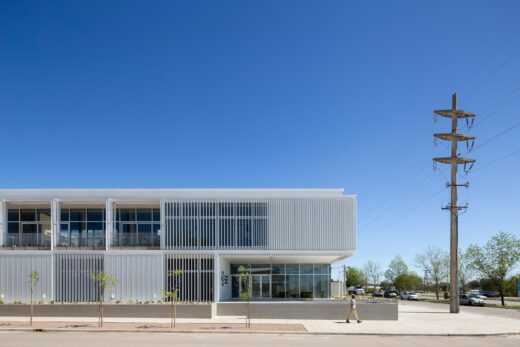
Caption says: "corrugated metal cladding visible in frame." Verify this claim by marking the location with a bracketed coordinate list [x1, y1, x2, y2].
[54, 253, 103, 302]
[165, 253, 214, 302]
[0, 253, 52, 302]
[163, 199, 355, 251]
[268, 199, 356, 251]
[105, 253, 163, 302]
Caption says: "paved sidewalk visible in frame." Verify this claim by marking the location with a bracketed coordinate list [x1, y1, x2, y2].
[0, 301, 518, 336]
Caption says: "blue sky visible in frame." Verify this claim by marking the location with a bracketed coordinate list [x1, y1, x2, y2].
[1, 1, 519, 274]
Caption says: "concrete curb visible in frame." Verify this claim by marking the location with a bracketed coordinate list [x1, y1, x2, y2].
[1, 328, 520, 337]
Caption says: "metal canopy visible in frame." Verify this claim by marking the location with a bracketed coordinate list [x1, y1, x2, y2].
[434, 109, 476, 118]
[433, 157, 476, 165]
[434, 133, 476, 142]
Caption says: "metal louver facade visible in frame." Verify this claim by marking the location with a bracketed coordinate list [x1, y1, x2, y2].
[0, 189, 356, 303]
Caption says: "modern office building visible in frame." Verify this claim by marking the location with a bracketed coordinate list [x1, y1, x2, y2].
[0, 189, 356, 303]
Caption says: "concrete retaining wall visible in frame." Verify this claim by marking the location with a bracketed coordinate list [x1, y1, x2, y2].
[217, 300, 398, 320]
[0, 304, 212, 319]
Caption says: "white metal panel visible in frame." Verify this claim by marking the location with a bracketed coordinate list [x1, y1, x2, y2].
[0, 200, 5, 247]
[54, 252, 103, 302]
[268, 199, 355, 251]
[105, 253, 162, 302]
[0, 252, 52, 302]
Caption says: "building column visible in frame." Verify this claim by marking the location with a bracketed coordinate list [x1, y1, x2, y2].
[51, 199, 60, 250]
[0, 199, 6, 247]
[214, 254, 220, 302]
[160, 199, 166, 250]
[105, 199, 114, 250]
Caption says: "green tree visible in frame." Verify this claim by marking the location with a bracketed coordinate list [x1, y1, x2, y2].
[238, 265, 252, 328]
[414, 246, 449, 300]
[459, 247, 477, 293]
[90, 273, 118, 327]
[394, 272, 423, 292]
[162, 269, 183, 328]
[362, 261, 382, 291]
[28, 271, 39, 326]
[344, 266, 366, 288]
[384, 255, 409, 286]
[467, 231, 520, 306]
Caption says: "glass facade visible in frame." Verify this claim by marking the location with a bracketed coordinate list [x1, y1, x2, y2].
[113, 208, 160, 248]
[230, 264, 331, 300]
[59, 208, 106, 249]
[7, 208, 52, 248]
[165, 202, 267, 249]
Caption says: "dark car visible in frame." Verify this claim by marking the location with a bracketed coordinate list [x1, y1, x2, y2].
[482, 291, 500, 298]
[372, 290, 384, 297]
[384, 290, 399, 298]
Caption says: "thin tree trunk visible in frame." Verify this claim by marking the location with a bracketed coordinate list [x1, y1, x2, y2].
[435, 281, 439, 300]
[171, 300, 174, 328]
[30, 289, 33, 326]
[174, 297, 177, 328]
[101, 298, 104, 327]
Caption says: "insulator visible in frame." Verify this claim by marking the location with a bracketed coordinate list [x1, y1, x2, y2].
[433, 113, 438, 123]
[466, 117, 475, 130]
[433, 137, 438, 147]
[464, 162, 474, 174]
[433, 161, 438, 171]
[466, 139, 475, 152]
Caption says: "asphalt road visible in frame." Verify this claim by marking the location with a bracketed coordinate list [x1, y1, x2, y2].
[0, 332, 519, 347]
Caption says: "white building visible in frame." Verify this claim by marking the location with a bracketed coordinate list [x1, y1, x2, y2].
[0, 189, 356, 303]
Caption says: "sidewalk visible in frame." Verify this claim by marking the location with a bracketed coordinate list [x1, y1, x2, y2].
[1, 301, 519, 336]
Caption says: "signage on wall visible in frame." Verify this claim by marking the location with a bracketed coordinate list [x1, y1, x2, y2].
[221, 271, 229, 287]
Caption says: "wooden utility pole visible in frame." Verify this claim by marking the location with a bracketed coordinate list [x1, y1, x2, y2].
[433, 93, 476, 313]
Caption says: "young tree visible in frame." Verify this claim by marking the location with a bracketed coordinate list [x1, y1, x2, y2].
[467, 231, 520, 306]
[28, 271, 39, 326]
[90, 273, 118, 327]
[458, 247, 477, 293]
[414, 246, 449, 300]
[384, 255, 409, 286]
[394, 272, 423, 292]
[345, 266, 367, 288]
[162, 269, 183, 328]
[238, 265, 252, 328]
[362, 261, 382, 291]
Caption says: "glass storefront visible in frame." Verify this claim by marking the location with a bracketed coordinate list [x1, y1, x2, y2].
[230, 264, 331, 300]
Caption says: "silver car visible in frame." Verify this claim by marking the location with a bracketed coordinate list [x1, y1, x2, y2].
[459, 294, 485, 306]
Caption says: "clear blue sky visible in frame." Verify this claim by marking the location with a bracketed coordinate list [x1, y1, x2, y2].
[1, 1, 519, 274]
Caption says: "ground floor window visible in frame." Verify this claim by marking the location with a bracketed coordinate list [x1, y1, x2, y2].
[165, 254, 214, 302]
[230, 264, 330, 299]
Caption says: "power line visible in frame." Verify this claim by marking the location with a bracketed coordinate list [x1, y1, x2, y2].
[463, 45, 520, 100]
[360, 188, 445, 239]
[472, 120, 520, 152]
[471, 148, 520, 174]
[459, 28, 520, 94]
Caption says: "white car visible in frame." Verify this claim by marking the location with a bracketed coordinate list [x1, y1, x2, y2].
[459, 294, 485, 306]
[400, 291, 420, 301]
[467, 290, 487, 300]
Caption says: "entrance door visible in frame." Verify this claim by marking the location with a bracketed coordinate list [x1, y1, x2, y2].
[251, 275, 271, 299]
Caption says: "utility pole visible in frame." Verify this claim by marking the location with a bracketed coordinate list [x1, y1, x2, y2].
[433, 93, 476, 314]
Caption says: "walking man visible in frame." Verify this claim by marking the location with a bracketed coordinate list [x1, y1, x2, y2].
[346, 294, 362, 323]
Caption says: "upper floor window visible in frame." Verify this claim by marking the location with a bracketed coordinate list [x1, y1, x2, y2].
[113, 208, 160, 248]
[7, 208, 51, 249]
[59, 208, 106, 249]
[165, 202, 267, 249]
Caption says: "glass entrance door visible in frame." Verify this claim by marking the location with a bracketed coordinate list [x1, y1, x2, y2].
[251, 275, 271, 299]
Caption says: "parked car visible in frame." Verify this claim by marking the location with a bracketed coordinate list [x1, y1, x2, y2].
[482, 291, 500, 298]
[459, 294, 485, 306]
[384, 290, 399, 298]
[348, 285, 365, 295]
[372, 290, 384, 298]
[400, 291, 420, 300]
[467, 290, 487, 300]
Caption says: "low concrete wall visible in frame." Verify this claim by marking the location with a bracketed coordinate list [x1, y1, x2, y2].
[217, 300, 398, 320]
[0, 304, 212, 319]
